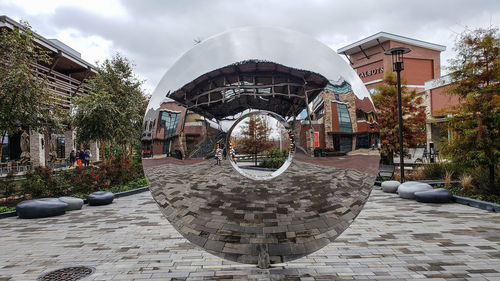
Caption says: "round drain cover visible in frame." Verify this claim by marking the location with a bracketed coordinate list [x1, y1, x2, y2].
[37, 266, 95, 281]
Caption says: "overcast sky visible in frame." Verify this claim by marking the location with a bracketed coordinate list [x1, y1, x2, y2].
[1, 0, 499, 94]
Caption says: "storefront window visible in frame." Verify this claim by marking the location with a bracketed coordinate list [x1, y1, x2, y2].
[337, 104, 352, 133]
[160, 111, 181, 139]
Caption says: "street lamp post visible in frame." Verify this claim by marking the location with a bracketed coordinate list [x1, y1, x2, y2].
[385, 47, 411, 183]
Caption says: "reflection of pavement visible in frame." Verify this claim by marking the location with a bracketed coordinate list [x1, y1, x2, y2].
[238, 166, 274, 178]
[294, 154, 380, 176]
[142, 157, 206, 168]
[146, 159, 374, 264]
[1, 190, 499, 280]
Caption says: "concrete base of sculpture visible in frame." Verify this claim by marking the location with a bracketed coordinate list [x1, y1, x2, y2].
[397, 182, 433, 200]
[16, 198, 68, 219]
[414, 188, 453, 203]
[58, 197, 84, 211]
[88, 191, 114, 206]
[381, 180, 401, 193]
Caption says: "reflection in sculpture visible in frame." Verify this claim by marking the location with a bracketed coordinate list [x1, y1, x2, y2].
[143, 27, 380, 268]
[20, 131, 30, 164]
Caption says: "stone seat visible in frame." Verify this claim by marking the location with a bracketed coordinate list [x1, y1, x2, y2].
[16, 198, 68, 219]
[381, 180, 401, 193]
[88, 191, 114, 206]
[397, 181, 433, 200]
[414, 188, 453, 203]
[58, 196, 84, 211]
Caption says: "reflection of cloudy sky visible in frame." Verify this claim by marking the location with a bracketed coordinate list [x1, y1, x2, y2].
[1, 0, 498, 95]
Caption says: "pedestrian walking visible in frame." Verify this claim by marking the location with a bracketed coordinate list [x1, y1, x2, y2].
[215, 144, 222, 166]
[84, 148, 91, 166]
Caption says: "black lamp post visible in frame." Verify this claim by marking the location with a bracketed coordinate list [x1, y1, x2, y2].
[385, 47, 411, 182]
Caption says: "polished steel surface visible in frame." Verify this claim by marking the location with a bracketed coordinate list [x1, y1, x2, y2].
[149, 27, 371, 111]
[143, 27, 379, 267]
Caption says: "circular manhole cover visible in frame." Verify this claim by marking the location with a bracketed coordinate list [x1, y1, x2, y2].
[37, 266, 95, 281]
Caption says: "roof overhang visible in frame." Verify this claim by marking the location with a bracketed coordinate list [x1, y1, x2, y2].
[0, 15, 96, 73]
[338, 31, 446, 56]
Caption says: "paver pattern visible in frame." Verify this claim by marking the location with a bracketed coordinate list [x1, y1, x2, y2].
[1, 189, 499, 280]
[146, 159, 374, 265]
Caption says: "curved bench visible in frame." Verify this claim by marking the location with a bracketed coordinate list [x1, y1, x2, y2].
[58, 196, 84, 211]
[414, 188, 453, 203]
[381, 180, 401, 193]
[88, 191, 114, 206]
[16, 198, 68, 219]
[397, 181, 433, 200]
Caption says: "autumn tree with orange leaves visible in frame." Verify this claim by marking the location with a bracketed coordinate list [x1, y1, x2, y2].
[373, 72, 427, 165]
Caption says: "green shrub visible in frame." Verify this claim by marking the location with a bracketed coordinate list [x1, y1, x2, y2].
[0, 170, 17, 197]
[21, 167, 63, 198]
[422, 162, 466, 180]
[0, 206, 15, 213]
[260, 157, 286, 169]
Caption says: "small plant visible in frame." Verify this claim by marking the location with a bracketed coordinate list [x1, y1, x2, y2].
[460, 174, 474, 193]
[409, 167, 425, 181]
[393, 172, 401, 182]
[444, 170, 454, 187]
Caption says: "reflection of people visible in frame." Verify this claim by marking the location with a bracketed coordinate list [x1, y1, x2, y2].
[223, 148, 227, 160]
[230, 147, 236, 163]
[215, 144, 222, 166]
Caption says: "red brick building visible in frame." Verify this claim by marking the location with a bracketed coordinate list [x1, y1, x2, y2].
[337, 32, 446, 93]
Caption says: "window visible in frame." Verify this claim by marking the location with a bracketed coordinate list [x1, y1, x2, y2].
[160, 111, 181, 139]
[357, 110, 367, 121]
[334, 94, 340, 101]
[337, 104, 352, 133]
[56, 135, 65, 159]
[315, 104, 325, 119]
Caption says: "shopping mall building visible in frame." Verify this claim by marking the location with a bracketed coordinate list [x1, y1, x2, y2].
[0, 16, 99, 169]
[298, 31, 457, 154]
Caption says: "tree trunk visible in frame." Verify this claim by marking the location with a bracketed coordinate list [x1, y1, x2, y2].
[121, 142, 126, 160]
[128, 143, 133, 162]
[99, 140, 106, 164]
[387, 150, 394, 165]
[108, 142, 113, 161]
[489, 164, 496, 195]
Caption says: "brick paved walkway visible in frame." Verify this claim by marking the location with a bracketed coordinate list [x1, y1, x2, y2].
[0, 189, 499, 281]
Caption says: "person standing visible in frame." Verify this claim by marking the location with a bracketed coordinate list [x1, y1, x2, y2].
[78, 149, 85, 167]
[69, 150, 76, 167]
[215, 144, 222, 166]
[84, 148, 91, 166]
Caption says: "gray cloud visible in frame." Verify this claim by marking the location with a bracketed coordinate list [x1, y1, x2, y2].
[2, 0, 499, 93]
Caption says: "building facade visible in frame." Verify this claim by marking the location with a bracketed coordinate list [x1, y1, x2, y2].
[0, 16, 99, 168]
[338, 32, 446, 93]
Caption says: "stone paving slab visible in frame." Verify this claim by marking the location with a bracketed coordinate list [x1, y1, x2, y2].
[0, 189, 499, 281]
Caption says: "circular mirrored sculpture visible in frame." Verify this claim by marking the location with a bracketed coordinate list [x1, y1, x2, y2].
[143, 27, 380, 268]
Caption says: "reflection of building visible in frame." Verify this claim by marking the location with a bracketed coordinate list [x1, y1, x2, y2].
[0, 16, 98, 167]
[141, 101, 223, 159]
[298, 83, 379, 153]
